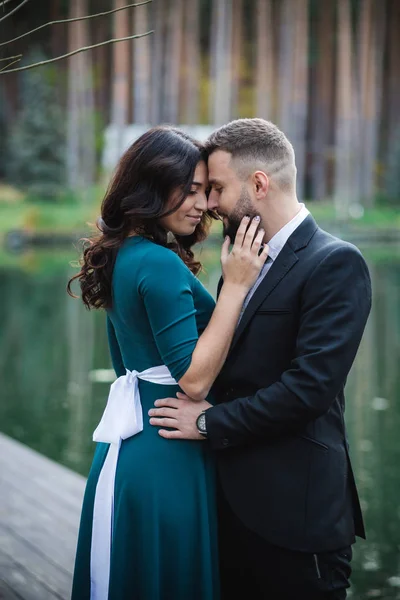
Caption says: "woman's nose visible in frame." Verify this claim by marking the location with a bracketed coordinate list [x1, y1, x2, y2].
[195, 192, 208, 211]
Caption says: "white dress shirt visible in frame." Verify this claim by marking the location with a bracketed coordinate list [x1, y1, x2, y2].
[238, 203, 310, 321]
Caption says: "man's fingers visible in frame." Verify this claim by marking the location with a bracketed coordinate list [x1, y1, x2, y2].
[154, 397, 180, 408]
[148, 407, 176, 418]
[149, 417, 177, 428]
[158, 429, 185, 439]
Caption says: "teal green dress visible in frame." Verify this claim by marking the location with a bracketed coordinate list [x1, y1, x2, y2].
[72, 236, 219, 600]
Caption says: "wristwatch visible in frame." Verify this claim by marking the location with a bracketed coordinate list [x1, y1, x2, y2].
[196, 411, 208, 438]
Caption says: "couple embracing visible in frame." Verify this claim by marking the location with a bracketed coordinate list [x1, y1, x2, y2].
[69, 118, 371, 600]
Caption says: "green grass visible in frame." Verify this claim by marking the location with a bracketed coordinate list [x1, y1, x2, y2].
[307, 201, 400, 230]
[0, 193, 398, 244]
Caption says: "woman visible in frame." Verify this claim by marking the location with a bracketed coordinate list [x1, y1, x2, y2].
[68, 126, 268, 600]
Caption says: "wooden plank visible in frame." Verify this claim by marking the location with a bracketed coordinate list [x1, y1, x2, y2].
[0, 546, 61, 600]
[0, 576, 23, 600]
[0, 434, 86, 499]
[0, 465, 84, 530]
[0, 434, 88, 599]
[0, 521, 73, 599]
[0, 482, 78, 569]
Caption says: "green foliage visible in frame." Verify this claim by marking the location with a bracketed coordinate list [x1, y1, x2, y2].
[6, 49, 66, 202]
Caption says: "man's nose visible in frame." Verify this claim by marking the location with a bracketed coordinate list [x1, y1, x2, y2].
[207, 190, 219, 211]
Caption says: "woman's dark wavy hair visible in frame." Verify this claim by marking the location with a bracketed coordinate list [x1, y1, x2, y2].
[67, 126, 212, 310]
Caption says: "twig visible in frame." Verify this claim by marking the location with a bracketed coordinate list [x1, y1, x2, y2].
[0, 30, 154, 74]
[0, 56, 21, 71]
[0, 0, 152, 47]
[0, 0, 30, 23]
[0, 53, 21, 61]
[0, 0, 16, 9]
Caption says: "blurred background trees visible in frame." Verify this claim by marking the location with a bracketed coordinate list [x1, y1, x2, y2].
[5, 48, 65, 200]
[1, 0, 400, 213]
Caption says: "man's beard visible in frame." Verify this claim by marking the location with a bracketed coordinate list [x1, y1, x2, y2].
[222, 186, 257, 241]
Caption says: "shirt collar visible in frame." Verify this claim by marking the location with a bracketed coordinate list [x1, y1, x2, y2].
[267, 204, 309, 262]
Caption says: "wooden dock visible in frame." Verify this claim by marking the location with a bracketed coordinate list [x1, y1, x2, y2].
[0, 433, 86, 599]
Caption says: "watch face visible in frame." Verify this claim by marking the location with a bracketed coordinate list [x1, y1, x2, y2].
[197, 413, 206, 433]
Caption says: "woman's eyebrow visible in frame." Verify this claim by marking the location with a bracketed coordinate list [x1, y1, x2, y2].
[191, 181, 203, 187]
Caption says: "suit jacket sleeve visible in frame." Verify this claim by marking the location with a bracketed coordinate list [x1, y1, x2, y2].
[206, 244, 372, 450]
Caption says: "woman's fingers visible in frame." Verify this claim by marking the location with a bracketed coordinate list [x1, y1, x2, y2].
[257, 243, 269, 265]
[232, 215, 250, 249]
[251, 227, 265, 255]
[220, 235, 231, 263]
[242, 216, 261, 251]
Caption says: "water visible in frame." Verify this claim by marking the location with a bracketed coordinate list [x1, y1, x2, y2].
[0, 241, 399, 599]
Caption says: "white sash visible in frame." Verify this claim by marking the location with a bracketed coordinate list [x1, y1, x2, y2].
[90, 366, 176, 600]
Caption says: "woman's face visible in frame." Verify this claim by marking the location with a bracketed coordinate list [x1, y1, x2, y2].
[159, 161, 208, 236]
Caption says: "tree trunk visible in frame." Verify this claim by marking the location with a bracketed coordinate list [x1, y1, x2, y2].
[256, 0, 274, 120]
[133, 0, 151, 124]
[93, 11, 109, 128]
[278, 0, 295, 138]
[162, 0, 183, 124]
[334, 0, 355, 219]
[231, 0, 243, 119]
[150, 0, 165, 125]
[67, 0, 95, 193]
[50, 0, 63, 60]
[182, 0, 200, 124]
[357, 0, 385, 208]
[66, 0, 80, 190]
[291, 0, 309, 199]
[210, 0, 233, 125]
[386, 0, 400, 163]
[111, 0, 130, 155]
[310, 0, 334, 201]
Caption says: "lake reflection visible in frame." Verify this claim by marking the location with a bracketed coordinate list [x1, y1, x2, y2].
[0, 242, 399, 599]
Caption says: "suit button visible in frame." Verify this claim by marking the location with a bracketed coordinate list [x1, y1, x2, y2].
[222, 438, 230, 447]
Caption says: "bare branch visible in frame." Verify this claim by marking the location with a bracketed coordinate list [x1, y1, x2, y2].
[0, 30, 154, 74]
[0, 0, 152, 48]
[0, 56, 21, 71]
[0, 0, 30, 23]
[0, 53, 21, 61]
[0, 0, 16, 9]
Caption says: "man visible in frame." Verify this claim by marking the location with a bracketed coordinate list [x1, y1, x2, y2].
[149, 118, 371, 599]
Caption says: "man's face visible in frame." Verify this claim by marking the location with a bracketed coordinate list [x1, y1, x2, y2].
[207, 150, 257, 240]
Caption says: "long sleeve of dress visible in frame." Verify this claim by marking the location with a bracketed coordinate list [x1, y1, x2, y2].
[138, 247, 199, 382]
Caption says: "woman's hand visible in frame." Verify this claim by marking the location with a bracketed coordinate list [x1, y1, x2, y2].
[221, 216, 269, 292]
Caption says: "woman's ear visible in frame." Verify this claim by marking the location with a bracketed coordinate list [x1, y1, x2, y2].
[252, 171, 269, 200]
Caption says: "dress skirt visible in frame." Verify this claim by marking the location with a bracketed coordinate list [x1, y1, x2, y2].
[71, 381, 220, 600]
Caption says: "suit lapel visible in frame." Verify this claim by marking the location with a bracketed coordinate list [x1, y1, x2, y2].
[230, 244, 298, 351]
[229, 214, 319, 353]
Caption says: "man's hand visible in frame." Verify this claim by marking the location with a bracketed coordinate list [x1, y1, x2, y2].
[148, 392, 212, 440]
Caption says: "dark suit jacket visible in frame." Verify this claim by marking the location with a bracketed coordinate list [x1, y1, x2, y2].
[206, 215, 372, 553]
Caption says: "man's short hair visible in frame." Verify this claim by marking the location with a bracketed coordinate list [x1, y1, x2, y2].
[205, 118, 296, 192]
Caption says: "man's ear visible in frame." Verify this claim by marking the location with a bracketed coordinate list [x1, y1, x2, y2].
[252, 171, 269, 200]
